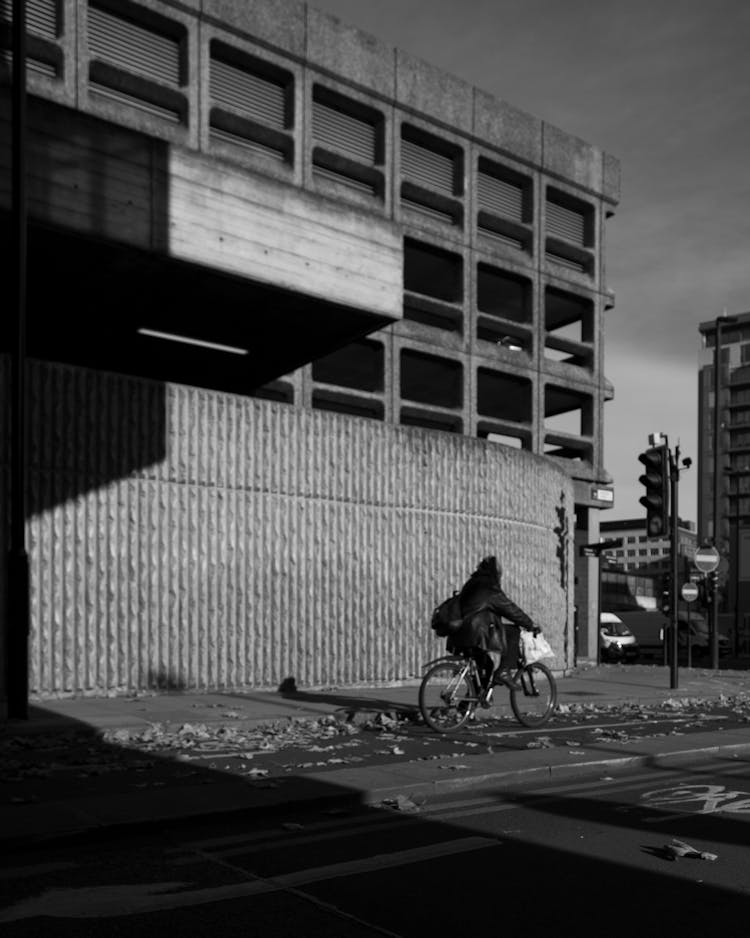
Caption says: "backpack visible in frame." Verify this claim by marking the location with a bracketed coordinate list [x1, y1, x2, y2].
[430, 591, 464, 637]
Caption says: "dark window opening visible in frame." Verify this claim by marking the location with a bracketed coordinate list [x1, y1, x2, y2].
[477, 265, 530, 324]
[312, 339, 384, 392]
[400, 350, 462, 409]
[477, 369, 532, 423]
[404, 239, 462, 303]
[544, 287, 594, 366]
[544, 385, 593, 437]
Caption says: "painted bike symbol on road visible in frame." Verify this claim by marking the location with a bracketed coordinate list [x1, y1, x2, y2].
[641, 783, 750, 816]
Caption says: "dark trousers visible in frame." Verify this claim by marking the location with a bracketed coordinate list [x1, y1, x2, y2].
[471, 627, 521, 688]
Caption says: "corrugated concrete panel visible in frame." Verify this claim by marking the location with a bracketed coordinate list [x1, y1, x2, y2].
[7, 359, 574, 697]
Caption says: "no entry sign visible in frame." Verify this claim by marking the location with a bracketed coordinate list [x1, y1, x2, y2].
[681, 582, 699, 603]
[693, 546, 720, 573]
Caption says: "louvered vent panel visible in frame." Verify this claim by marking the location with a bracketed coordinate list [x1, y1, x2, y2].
[478, 172, 523, 223]
[209, 126, 286, 161]
[545, 251, 586, 273]
[401, 139, 454, 196]
[478, 226, 524, 250]
[0, 0, 57, 39]
[0, 49, 58, 77]
[313, 101, 376, 165]
[89, 81, 180, 121]
[401, 197, 455, 225]
[210, 58, 286, 130]
[88, 5, 181, 87]
[312, 165, 376, 195]
[546, 200, 585, 246]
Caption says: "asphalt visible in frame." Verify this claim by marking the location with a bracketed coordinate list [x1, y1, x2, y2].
[2, 662, 750, 849]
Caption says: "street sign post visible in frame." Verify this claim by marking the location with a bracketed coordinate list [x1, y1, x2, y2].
[694, 546, 720, 573]
[681, 582, 699, 603]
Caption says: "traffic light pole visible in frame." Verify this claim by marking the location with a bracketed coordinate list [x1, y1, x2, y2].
[669, 445, 680, 690]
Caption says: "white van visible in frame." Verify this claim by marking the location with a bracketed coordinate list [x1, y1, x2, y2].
[599, 612, 640, 662]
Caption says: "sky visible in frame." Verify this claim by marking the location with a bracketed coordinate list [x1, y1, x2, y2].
[313, 0, 750, 523]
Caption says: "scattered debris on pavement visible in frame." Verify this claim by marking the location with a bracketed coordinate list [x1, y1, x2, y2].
[663, 838, 718, 862]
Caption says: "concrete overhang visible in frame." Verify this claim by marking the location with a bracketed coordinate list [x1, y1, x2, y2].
[0, 95, 403, 392]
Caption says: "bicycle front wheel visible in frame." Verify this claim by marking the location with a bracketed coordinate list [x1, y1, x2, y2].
[510, 662, 557, 728]
[419, 660, 476, 733]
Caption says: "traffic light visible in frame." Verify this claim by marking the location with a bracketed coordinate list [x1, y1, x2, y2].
[638, 445, 669, 537]
[660, 572, 672, 615]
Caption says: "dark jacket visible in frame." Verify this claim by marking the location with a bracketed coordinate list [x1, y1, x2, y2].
[450, 556, 533, 652]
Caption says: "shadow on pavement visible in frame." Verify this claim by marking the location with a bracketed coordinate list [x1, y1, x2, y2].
[2, 707, 750, 934]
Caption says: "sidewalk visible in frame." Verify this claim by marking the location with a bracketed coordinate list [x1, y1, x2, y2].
[2, 663, 750, 849]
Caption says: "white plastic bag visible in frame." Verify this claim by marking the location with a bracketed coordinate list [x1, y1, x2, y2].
[521, 630, 554, 663]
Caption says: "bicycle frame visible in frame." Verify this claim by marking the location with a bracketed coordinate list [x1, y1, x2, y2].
[422, 653, 539, 698]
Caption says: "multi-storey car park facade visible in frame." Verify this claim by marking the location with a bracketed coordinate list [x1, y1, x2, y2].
[0, 0, 619, 702]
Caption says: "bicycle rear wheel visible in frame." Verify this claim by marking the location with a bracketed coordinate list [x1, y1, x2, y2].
[419, 660, 476, 733]
[509, 662, 557, 728]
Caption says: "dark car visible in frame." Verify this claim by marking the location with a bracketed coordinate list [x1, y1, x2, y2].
[677, 616, 730, 658]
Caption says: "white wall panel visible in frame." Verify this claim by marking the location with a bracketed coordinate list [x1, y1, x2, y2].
[1, 358, 574, 697]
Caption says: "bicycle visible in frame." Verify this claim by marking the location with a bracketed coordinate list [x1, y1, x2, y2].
[418, 648, 557, 733]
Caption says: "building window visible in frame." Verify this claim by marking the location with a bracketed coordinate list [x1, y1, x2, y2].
[403, 238, 463, 332]
[87, 0, 188, 123]
[311, 86, 383, 196]
[400, 124, 463, 225]
[544, 385, 593, 465]
[476, 265, 532, 350]
[400, 350, 462, 409]
[545, 188, 594, 274]
[476, 157, 532, 251]
[544, 287, 594, 367]
[312, 339, 384, 392]
[476, 368, 532, 424]
[209, 42, 293, 162]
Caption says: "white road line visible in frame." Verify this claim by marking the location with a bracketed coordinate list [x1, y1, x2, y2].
[276, 836, 497, 887]
[0, 837, 496, 922]
[172, 769, 694, 861]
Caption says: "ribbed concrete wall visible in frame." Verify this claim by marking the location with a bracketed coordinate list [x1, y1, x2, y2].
[1, 358, 575, 698]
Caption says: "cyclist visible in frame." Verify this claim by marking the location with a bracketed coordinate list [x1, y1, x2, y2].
[448, 556, 536, 697]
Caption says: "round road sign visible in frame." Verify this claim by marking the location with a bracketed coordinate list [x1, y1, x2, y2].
[694, 546, 720, 573]
[681, 582, 699, 603]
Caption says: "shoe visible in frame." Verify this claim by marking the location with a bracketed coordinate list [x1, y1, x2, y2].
[493, 669, 521, 689]
[479, 686, 493, 708]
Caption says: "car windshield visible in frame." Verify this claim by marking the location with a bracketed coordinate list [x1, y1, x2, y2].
[602, 623, 632, 636]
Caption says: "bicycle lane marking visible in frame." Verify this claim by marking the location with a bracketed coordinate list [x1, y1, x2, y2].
[640, 782, 750, 823]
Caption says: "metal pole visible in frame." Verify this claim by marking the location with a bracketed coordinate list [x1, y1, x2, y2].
[711, 318, 724, 670]
[6, 0, 30, 719]
[670, 445, 679, 689]
[734, 487, 740, 658]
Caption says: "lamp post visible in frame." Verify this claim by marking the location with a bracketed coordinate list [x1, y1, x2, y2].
[712, 313, 738, 670]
